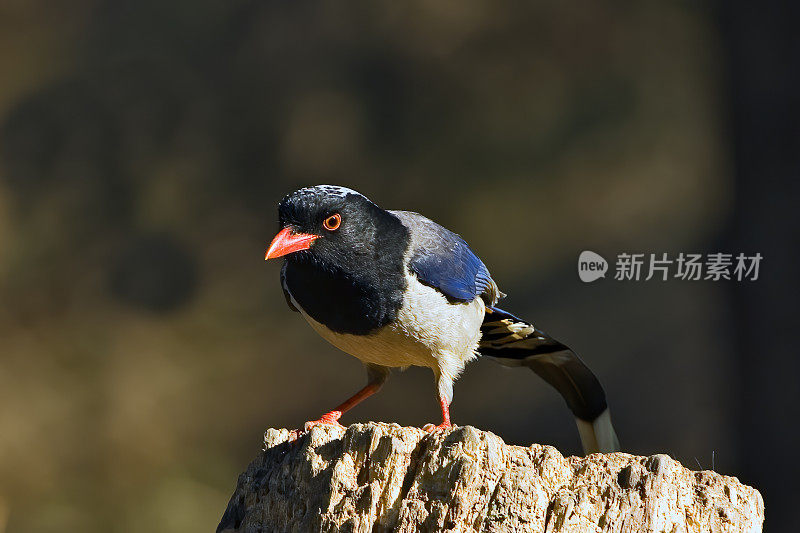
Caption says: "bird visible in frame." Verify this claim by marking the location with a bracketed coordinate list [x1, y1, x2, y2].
[264, 185, 619, 454]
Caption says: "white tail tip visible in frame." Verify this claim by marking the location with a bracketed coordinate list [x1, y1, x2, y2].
[575, 408, 620, 454]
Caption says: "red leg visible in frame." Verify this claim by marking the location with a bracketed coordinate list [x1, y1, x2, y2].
[424, 397, 453, 432]
[439, 397, 452, 427]
[303, 381, 382, 431]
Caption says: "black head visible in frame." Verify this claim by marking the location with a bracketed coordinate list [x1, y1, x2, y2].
[267, 185, 391, 264]
[265, 185, 409, 334]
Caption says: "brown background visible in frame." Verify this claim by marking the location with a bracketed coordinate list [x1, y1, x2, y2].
[0, 1, 796, 531]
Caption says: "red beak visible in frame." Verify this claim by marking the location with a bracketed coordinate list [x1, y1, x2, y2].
[265, 227, 319, 260]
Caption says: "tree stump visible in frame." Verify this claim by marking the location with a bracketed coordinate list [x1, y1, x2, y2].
[217, 423, 763, 532]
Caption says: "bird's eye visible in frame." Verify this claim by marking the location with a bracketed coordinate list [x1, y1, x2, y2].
[323, 213, 341, 231]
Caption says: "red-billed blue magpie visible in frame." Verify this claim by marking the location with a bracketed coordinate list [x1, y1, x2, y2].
[265, 185, 619, 454]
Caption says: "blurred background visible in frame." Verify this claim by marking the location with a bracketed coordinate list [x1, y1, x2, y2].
[0, 1, 796, 531]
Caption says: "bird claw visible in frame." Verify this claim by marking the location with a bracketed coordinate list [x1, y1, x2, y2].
[286, 412, 345, 443]
[423, 422, 453, 433]
[303, 419, 345, 432]
[303, 412, 345, 432]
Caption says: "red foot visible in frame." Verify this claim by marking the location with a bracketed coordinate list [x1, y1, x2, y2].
[423, 422, 453, 433]
[303, 410, 345, 431]
[288, 411, 345, 442]
[422, 397, 453, 432]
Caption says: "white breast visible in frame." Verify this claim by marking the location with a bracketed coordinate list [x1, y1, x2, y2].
[289, 271, 485, 375]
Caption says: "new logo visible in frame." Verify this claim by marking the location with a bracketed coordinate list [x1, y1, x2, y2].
[578, 251, 608, 282]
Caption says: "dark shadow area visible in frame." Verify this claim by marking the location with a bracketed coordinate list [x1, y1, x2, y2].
[720, 1, 800, 530]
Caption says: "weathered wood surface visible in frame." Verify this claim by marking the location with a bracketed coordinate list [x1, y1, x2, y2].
[218, 423, 763, 532]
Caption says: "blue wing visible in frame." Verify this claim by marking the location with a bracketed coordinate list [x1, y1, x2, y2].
[390, 211, 499, 304]
[409, 236, 494, 302]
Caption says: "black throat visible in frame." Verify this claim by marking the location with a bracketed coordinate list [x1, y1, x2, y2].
[283, 210, 409, 335]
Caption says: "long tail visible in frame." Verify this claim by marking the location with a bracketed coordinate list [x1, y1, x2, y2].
[478, 306, 619, 454]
